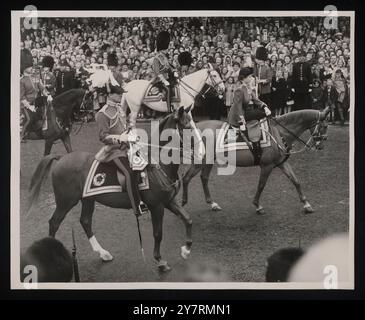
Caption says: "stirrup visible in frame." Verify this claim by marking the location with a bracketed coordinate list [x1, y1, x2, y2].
[138, 202, 149, 215]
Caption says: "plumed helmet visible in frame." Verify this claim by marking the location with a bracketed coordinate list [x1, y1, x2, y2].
[42, 55, 55, 71]
[156, 31, 170, 51]
[255, 46, 268, 61]
[178, 51, 193, 66]
[20, 48, 33, 74]
[107, 52, 118, 67]
[238, 67, 254, 79]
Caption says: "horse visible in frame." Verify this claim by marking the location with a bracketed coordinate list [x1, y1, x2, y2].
[20, 88, 93, 156]
[181, 108, 330, 214]
[27, 107, 194, 272]
[120, 67, 226, 129]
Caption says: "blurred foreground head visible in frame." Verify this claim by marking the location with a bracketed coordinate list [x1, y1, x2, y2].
[265, 247, 305, 282]
[289, 233, 350, 286]
[20, 237, 73, 283]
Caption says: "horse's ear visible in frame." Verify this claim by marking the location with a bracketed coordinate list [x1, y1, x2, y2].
[184, 105, 192, 114]
[178, 106, 185, 118]
[320, 106, 331, 120]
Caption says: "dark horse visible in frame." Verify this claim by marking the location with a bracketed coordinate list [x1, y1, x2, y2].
[182, 108, 329, 214]
[21, 88, 93, 155]
[27, 107, 194, 272]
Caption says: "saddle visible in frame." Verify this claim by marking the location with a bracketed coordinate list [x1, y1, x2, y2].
[144, 81, 181, 103]
[83, 159, 150, 198]
[216, 120, 271, 153]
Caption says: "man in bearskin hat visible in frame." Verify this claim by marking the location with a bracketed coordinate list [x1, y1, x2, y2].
[178, 51, 194, 77]
[41, 56, 56, 97]
[227, 67, 271, 165]
[20, 48, 47, 141]
[152, 30, 176, 112]
[291, 50, 313, 111]
[95, 88, 149, 217]
[106, 52, 125, 96]
[254, 46, 273, 108]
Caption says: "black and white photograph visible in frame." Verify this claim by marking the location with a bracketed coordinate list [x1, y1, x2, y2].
[11, 10, 354, 289]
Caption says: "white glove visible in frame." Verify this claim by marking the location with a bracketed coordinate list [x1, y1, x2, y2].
[308, 88, 312, 92]
[119, 133, 129, 143]
[47, 95, 53, 102]
[27, 105, 36, 113]
[264, 106, 271, 116]
[291, 88, 295, 92]
[163, 79, 170, 86]
[173, 71, 179, 78]
[127, 131, 138, 143]
[239, 123, 247, 131]
[218, 94, 223, 99]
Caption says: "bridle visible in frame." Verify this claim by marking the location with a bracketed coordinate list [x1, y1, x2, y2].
[270, 111, 326, 154]
[179, 69, 224, 101]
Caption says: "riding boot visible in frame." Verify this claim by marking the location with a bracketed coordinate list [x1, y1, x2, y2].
[165, 85, 172, 113]
[113, 157, 149, 216]
[252, 141, 262, 165]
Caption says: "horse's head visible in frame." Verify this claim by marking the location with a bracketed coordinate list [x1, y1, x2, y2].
[205, 66, 226, 96]
[309, 107, 331, 150]
[159, 106, 192, 134]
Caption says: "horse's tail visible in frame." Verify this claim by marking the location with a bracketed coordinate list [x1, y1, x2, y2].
[27, 154, 62, 215]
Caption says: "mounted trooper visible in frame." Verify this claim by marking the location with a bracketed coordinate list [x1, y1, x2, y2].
[95, 70, 149, 217]
[177, 51, 194, 77]
[41, 56, 56, 97]
[20, 48, 49, 142]
[227, 67, 272, 165]
[152, 30, 178, 112]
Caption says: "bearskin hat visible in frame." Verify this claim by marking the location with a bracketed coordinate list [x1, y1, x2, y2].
[156, 31, 170, 51]
[107, 52, 118, 67]
[178, 51, 193, 66]
[255, 46, 268, 61]
[239, 67, 254, 79]
[42, 55, 55, 71]
[20, 48, 33, 74]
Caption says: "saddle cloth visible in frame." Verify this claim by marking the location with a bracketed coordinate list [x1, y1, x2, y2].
[82, 160, 150, 198]
[216, 120, 271, 153]
[144, 83, 181, 103]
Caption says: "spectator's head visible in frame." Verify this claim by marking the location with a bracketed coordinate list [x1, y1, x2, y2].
[238, 66, 254, 84]
[20, 237, 73, 283]
[326, 78, 333, 86]
[265, 247, 305, 282]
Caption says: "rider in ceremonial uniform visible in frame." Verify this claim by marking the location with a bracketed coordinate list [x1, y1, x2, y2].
[152, 31, 177, 112]
[95, 88, 148, 217]
[106, 52, 125, 98]
[41, 56, 56, 97]
[20, 49, 47, 141]
[227, 67, 272, 165]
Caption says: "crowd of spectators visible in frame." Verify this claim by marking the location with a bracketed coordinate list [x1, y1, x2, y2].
[20, 16, 351, 122]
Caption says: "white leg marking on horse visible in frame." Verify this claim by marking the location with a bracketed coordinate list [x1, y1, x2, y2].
[181, 245, 191, 260]
[89, 235, 113, 261]
[211, 202, 222, 211]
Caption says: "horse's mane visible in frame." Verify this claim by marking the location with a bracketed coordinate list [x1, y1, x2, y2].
[53, 88, 84, 105]
[275, 109, 319, 124]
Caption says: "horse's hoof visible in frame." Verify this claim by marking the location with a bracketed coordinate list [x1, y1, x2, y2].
[211, 202, 222, 211]
[181, 245, 191, 260]
[303, 205, 314, 214]
[100, 251, 114, 262]
[157, 260, 171, 272]
[256, 207, 266, 215]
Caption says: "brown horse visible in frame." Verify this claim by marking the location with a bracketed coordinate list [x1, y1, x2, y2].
[27, 107, 194, 272]
[21, 88, 93, 155]
[182, 108, 330, 214]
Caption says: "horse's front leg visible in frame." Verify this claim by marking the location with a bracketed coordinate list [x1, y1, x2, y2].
[182, 164, 202, 206]
[61, 134, 72, 153]
[166, 199, 193, 260]
[44, 139, 53, 156]
[201, 164, 222, 211]
[278, 161, 314, 214]
[253, 164, 275, 215]
[150, 205, 171, 272]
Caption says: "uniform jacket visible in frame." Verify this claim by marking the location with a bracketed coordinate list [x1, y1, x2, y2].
[152, 51, 171, 79]
[254, 64, 273, 95]
[41, 71, 56, 96]
[291, 61, 313, 93]
[95, 103, 128, 162]
[20, 74, 44, 107]
[227, 81, 265, 127]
